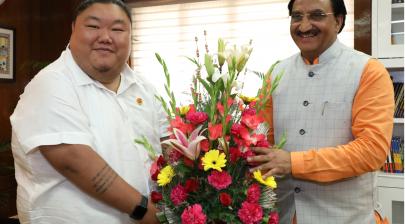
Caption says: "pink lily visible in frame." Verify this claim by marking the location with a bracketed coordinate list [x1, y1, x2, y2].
[162, 126, 206, 160]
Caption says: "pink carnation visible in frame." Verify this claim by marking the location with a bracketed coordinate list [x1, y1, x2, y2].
[186, 111, 208, 124]
[237, 201, 263, 224]
[207, 170, 232, 190]
[170, 184, 188, 205]
[181, 204, 207, 224]
[247, 183, 261, 203]
[268, 211, 279, 224]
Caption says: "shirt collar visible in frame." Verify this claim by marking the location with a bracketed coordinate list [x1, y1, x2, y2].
[302, 39, 341, 65]
[63, 46, 142, 92]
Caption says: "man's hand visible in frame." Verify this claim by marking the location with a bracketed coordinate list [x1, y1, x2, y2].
[248, 147, 292, 178]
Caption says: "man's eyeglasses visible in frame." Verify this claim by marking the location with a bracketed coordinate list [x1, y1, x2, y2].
[290, 12, 334, 23]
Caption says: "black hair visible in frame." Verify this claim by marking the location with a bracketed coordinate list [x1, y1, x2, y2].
[287, 0, 346, 33]
[73, 0, 132, 24]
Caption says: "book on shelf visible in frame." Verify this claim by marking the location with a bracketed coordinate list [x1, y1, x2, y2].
[393, 82, 404, 118]
[382, 136, 404, 173]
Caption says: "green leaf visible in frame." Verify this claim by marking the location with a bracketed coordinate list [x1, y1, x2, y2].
[185, 56, 201, 67]
[134, 136, 157, 160]
[197, 76, 212, 95]
[275, 132, 287, 149]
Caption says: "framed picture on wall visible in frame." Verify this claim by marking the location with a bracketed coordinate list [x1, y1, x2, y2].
[0, 27, 15, 81]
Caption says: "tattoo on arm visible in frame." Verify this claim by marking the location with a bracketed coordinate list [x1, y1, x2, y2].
[92, 163, 118, 194]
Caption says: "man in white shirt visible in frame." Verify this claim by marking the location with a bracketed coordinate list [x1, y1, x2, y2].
[10, 0, 168, 223]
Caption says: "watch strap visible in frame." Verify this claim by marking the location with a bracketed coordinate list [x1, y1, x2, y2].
[130, 195, 148, 220]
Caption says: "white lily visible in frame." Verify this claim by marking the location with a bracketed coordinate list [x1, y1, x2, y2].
[225, 42, 253, 73]
[212, 68, 230, 84]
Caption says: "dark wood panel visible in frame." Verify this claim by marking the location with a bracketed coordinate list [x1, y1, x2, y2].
[354, 0, 371, 55]
[0, 0, 81, 218]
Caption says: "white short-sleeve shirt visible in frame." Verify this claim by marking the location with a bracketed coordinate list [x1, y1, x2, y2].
[10, 48, 169, 224]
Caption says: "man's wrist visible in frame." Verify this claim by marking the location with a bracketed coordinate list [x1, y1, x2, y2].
[130, 195, 148, 220]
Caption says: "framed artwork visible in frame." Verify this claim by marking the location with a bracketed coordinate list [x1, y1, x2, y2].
[0, 27, 15, 81]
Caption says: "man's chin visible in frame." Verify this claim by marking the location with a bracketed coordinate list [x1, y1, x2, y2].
[93, 64, 113, 73]
[96, 67, 111, 73]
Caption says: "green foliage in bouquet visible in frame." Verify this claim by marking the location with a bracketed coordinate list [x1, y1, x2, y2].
[136, 33, 283, 224]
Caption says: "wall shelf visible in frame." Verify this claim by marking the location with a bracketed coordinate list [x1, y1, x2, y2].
[377, 172, 404, 188]
[394, 118, 404, 123]
[392, 3, 404, 9]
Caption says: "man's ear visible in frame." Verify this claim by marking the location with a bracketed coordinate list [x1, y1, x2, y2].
[71, 22, 75, 32]
[335, 15, 344, 33]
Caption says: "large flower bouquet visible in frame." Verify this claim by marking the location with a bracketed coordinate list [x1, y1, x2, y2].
[136, 35, 283, 224]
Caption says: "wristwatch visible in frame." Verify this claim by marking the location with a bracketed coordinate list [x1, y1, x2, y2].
[130, 195, 148, 220]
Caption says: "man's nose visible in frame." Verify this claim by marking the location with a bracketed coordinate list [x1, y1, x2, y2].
[98, 28, 112, 43]
[298, 17, 312, 32]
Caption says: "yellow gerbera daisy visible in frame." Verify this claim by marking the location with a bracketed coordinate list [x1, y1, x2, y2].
[179, 105, 190, 115]
[201, 149, 227, 172]
[253, 170, 277, 189]
[157, 165, 175, 186]
[239, 94, 258, 104]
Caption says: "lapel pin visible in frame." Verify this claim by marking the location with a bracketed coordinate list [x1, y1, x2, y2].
[136, 97, 143, 105]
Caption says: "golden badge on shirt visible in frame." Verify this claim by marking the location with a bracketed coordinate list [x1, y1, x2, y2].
[136, 97, 143, 105]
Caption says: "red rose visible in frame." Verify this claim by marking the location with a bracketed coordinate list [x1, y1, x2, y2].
[185, 179, 199, 192]
[219, 192, 232, 206]
[150, 191, 163, 203]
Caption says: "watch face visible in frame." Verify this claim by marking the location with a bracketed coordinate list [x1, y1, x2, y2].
[130, 195, 148, 220]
